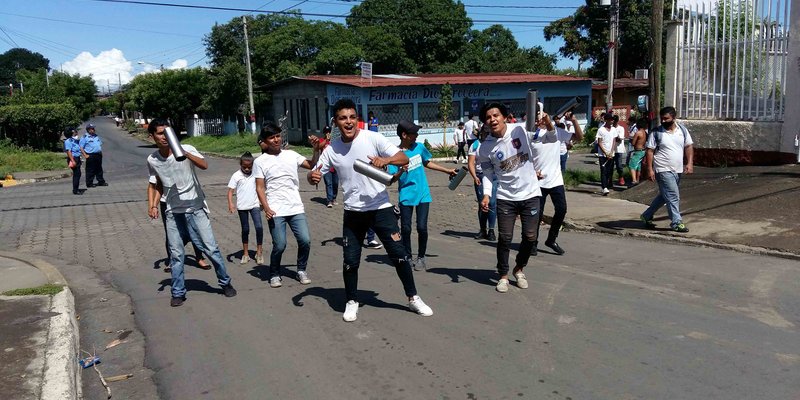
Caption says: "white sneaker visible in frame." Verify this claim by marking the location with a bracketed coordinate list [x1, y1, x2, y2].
[602, 188, 610, 195]
[496, 278, 509, 293]
[255, 254, 264, 264]
[514, 271, 529, 289]
[409, 295, 433, 316]
[365, 240, 383, 249]
[240, 254, 250, 264]
[297, 270, 311, 285]
[343, 300, 359, 322]
[269, 276, 282, 288]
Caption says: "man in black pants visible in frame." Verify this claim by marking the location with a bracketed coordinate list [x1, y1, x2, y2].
[63, 127, 84, 195]
[80, 124, 108, 187]
[308, 99, 433, 322]
[531, 113, 583, 255]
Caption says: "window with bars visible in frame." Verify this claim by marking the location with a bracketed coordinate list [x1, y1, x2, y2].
[417, 101, 459, 129]
[366, 103, 413, 133]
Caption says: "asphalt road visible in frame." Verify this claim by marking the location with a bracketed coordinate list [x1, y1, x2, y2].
[1, 117, 799, 399]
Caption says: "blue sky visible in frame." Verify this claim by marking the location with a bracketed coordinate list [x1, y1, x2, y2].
[0, 0, 585, 90]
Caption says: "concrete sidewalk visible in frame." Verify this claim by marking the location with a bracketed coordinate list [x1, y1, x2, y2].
[0, 252, 80, 400]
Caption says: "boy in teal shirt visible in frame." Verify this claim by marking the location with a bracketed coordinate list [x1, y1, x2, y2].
[389, 121, 457, 270]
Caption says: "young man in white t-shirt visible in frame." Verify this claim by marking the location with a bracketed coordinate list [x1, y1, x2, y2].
[308, 99, 433, 322]
[612, 115, 627, 186]
[641, 106, 694, 233]
[146, 119, 236, 307]
[464, 114, 480, 146]
[595, 113, 618, 195]
[476, 102, 542, 293]
[453, 121, 467, 164]
[531, 113, 583, 256]
[254, 122, 321, 287]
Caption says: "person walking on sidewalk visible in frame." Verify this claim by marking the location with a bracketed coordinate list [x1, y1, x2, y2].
[227, 152, 264, 265]
[63, 127, 84, 195]
[146, 119, 236, 307]
[476, 102, 543, 293]
[319, 126, 339, 208]
[80, 124, 108, 187]
[641, 106, 694, 233]
[454, 122, 467, 164]
[308, 98, 433, 322]
[628, 117, 649, 186]
[388, 120, 458, 271]
[596, 113, 618, 195]
[612, 115, 627, 186]
[531, 112, 583, 256]
[254, 122, 321, 287]
[467, 125, 496, 241]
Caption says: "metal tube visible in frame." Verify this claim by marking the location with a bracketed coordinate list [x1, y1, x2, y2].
[525, 90, 539, 132]
[353, 159, 394, 186]
[553, 97, 582, 119]
[448, 167, 469, 190]
[164, 127, 186, 161]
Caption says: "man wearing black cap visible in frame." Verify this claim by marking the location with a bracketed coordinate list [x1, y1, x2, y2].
[307, 99, 433, 322]
[80, 123, 108, 187]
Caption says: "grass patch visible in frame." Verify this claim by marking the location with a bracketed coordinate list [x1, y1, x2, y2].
[182, 134, 314, 158]
[563, 169, 601, 188]
[2, 284, 64, 296]
[0, 139, 67, 177]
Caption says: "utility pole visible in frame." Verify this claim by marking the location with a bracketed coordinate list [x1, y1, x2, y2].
[118, 72, 122, 93]
[651, 0, 664, 120]
[242, 15, 256, 133]
[606, 0, 619, 112]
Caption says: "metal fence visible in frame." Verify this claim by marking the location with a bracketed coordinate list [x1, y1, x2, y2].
[185, 117, 225, 136]
[672, 0, 790, 121]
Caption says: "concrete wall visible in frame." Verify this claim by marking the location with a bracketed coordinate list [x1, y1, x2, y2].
[779, 2, 800, 162]
[682, 120, 794, 166]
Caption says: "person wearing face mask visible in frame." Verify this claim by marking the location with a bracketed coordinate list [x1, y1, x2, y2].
[641, 106, 694, 233]
[254, 122, 322, 288]
[227, 152, 264, 265]
[63, 127, 84, 195]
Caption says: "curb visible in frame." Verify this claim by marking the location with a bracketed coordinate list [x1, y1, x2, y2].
[0, 251, 81, 400]
[559, 218, 800, 262]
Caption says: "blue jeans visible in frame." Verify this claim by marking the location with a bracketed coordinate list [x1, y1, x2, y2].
[342, 207, 416, 302]
[267, 213, 310, 278]
[642, 171, 683, 227]
[323, 171, 338, 203]
[165, 209, 231, 298]
[399, 202, 430, 258]
[473, 174, 497, 231]
[560, 152, 568, 173]
[237, 208, 263, 245]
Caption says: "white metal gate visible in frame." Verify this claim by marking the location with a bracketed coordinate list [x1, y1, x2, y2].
[672, 0, 790, 121]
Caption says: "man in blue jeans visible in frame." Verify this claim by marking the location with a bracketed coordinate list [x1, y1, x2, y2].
[641, 106, 694, 233]
[308, 98, 433, 322]
[146, 119, 236, 307]
[254, 122, 321, 288]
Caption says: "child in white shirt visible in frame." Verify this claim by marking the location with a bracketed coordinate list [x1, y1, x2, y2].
[227, 152, 263, 265]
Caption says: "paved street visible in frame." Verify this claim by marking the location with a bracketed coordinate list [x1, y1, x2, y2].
[1, 117, 799, 399]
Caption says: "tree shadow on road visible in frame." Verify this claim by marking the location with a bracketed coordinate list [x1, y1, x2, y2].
[291, 287, 409, 314]
[440, 230, 503, 250]
[426, 267, 496, 287]
[156, 278, 223, 295]
[319, 236, 343, 247]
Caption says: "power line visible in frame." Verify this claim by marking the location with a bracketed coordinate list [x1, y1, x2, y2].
[280, 0, 311, 13]
[0, 26, 19, 47]
[89, 0, 562, 26]
[0, 11, 201, 39]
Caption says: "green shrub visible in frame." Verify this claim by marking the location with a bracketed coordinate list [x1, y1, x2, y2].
[423, 139, 433, 153]
[583, 126, 598, 146]
[0, 138, 67, 176]
[182, 134, 315, 158]
[0, 103, 81, 150]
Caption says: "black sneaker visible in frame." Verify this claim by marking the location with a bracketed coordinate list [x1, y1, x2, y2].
[486, 229, 496, 241]
[222, 284, 237, 297]
[86, 184, 96, 188]
[170, 296, 185, 307]
[545, 241, 565, 255]
[97, 182, 108, 186]
[474, 230, 487, 240]
[640, 215, 656, 229]
[531, 241, 538, 256]
[73, 191, 83, 195]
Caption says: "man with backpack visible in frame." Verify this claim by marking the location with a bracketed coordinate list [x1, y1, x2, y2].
[640, 106, 694, 233]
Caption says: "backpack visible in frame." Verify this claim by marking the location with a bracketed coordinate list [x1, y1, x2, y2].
[650, 123, 688, 152]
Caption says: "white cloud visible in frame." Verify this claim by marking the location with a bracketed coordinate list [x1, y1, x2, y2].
[62, 48, 133, 90]
[61, 49, 189, 91]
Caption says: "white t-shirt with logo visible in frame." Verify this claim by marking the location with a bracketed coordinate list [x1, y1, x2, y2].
[646, 125, 693, 174]
[316, 129, 400, 212]
[531, 127, 571, 189]
[147, 144, 206, 214]
[596, 126, 617, 157]
[227, 170, 260, 211]
[253, 150, 306, 217]
[468, 140, 482, 174]
[476, 123, 541, 201]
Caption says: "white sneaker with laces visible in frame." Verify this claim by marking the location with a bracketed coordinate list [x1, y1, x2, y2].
[255, 254, 264, 264]
[602, 188, 610, 195]
[366, 240, 383, 249]
[343, 300, 359, 322]
[240, 254, 250, 264]
[514, 271, 528, 289]
[297, 270, 311, 285]
[269, 276, 282, 288]
[409, 295, 433, 316]
[496, 278, 509, 293]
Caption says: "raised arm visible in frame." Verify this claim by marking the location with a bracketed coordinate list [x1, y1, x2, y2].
[185, 151, 208, 170]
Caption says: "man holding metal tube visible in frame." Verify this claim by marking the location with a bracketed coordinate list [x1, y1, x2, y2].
[146, 119, 237, 307]
[476, 101, 545, 293]
[307, 99, 433, 322]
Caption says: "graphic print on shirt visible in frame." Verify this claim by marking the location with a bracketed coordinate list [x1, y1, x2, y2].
[407, 153, 423, 172]
[498, 151, 529, 173]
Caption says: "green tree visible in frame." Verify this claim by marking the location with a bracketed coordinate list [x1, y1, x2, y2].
[0, 48, 50, 87]
[127, 68, 209, 132]
[544, 0, 664, 78]
[11, 70, 97, 121]
[347, 0, 470, 73]
[438, 83, 453, 152]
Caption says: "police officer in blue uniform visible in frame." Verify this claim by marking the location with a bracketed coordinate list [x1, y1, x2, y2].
[79, 123, 108, 187]
[63, 127, 84, 195]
